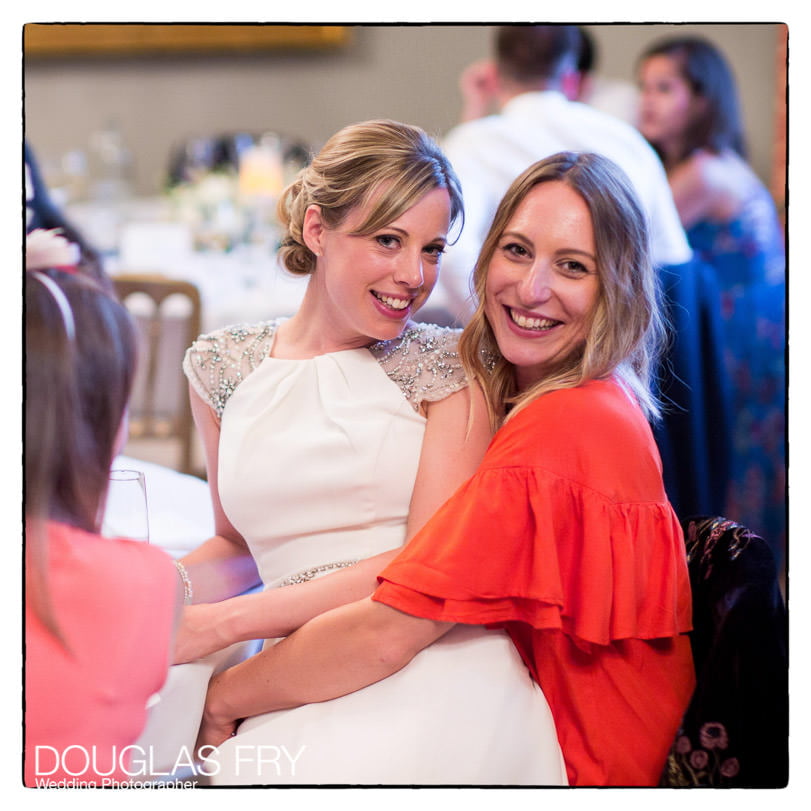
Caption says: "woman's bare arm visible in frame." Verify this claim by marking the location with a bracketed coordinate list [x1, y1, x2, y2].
[668, 150, 744, 230]
[177, 386, 261, 604]
[173, 381, 491, 663]
[405, 380, 492, 537]
[198, 597, 452, 748]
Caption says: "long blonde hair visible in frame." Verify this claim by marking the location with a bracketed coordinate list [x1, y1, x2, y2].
[277, 119, 463, 275]
[459, 152, 667, 431]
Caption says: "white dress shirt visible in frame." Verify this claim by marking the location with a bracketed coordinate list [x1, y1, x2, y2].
[440, 91, 692, 321]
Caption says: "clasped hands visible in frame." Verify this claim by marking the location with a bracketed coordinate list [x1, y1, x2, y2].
[174, 604, 252, 754]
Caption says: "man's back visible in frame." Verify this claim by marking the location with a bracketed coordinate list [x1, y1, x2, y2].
[440, 90, 691, 320]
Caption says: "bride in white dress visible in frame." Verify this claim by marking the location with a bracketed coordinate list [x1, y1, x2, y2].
[176, 120, 566, 785]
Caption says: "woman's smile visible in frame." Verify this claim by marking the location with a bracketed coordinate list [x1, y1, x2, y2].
[505, 305, 563, 332]
[484, 181, 600, 390]
[316, 186, 450, 342]
[370, 289, 415, 317]
[286, 186, 451, 355]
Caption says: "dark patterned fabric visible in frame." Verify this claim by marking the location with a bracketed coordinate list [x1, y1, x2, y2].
[659, 516, 788, 787]
[688, 196, 787, 566]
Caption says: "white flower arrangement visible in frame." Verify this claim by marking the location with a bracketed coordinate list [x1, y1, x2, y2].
[26, 228, 81, 270]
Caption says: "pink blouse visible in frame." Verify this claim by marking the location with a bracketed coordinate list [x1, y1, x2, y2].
[24, 522, 178, 786]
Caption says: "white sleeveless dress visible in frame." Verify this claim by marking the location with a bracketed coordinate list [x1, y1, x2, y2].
[183, 320, 566, 786]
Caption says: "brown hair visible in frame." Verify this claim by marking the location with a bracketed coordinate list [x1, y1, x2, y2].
[459, 152, 666, 430]
[25, 269, 138, 641]
[276, 119, 463, 275]
[495, 25, 582, 85]
[637, 36, 747, 164]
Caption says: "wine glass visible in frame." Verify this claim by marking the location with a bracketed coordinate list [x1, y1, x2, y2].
[102, 469, 150, 542]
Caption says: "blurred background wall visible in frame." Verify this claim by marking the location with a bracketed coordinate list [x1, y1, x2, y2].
[24, 23, 786, 202]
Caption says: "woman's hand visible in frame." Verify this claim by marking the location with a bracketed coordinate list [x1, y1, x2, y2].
[173, 603, 233, 664]
[196, 709, 238, 753]
[196, 672, 240, 753]
[189, 598, 453, 727]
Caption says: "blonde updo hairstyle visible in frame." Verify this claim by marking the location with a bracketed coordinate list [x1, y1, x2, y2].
[459, 151, 667, 430]
[277, 119, 463, 276]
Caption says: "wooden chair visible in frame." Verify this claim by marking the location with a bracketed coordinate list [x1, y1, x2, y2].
[113, 274, 202, 475]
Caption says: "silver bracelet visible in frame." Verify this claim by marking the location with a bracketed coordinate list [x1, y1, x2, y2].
[174, 560, 193, 605]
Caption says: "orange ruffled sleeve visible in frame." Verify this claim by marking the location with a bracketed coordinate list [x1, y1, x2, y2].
[374, 379, 692, 649]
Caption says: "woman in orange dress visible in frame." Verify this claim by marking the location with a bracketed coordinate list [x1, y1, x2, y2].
[199, 152, 695, 786]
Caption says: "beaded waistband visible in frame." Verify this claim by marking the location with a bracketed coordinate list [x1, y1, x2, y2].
[276, 559, 359, 587]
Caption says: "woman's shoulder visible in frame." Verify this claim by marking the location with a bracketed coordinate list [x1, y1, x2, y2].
[669, 147, 716, 194]
[523, 378, 639, 423]
[40, 523, 178, 683]
[492, 380, 656, 479]
[186, 319, 279, 357]
[696, 150, 756, 196]
[369, 321, 469, 411]
[183, 320, 280, 418]
[47, 521, 177, 602]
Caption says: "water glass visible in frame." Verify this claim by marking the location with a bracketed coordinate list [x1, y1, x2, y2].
[102, 469, 150, 542]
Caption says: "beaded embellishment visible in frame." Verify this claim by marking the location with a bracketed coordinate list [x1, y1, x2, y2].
[182, 321, 277, 419]
[277, 559, 360, 587]
[183, 320, 468, 419]
[369, 324, 467, 410]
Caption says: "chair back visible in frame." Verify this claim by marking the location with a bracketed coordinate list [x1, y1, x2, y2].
[660, 516, 788, 787]
[113, 274, 202, 475]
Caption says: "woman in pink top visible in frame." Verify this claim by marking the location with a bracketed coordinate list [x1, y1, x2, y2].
[24, 232, 181, 787]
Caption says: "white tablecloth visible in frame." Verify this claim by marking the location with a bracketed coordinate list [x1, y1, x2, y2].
[112, 455, 213, 557]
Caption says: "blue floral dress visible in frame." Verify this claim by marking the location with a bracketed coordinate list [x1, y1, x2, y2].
[686, 183, 786, 561]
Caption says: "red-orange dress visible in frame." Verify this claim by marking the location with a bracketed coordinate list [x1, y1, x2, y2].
[24, 522, 178, 786]
[374, 378, 695, 786]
